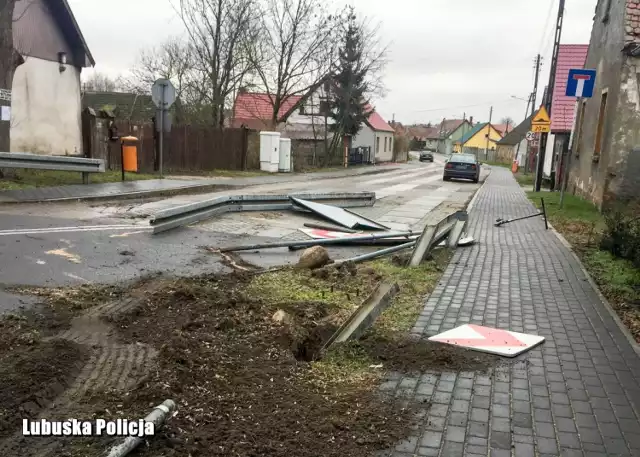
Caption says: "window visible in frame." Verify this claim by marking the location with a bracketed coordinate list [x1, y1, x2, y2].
[376, 137, 380, 153]
[390, 137, 393, 152]
[594, 90, 608, 159]
[319, 101, 329, 115]
[384, 137, 387, 152]
[575, 100, 587, 156]
[299, 104, 305, 115]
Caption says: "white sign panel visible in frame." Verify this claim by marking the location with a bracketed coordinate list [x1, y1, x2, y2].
[1, 106, 10, 121]
[429, 324, 545, 357]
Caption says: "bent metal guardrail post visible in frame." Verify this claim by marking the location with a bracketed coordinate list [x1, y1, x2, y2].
[409, 210, 468, 267]
[150, 192, 377, 234]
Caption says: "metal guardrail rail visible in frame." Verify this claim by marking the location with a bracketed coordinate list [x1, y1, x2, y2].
[0, 152, 105, 173]
[0, 152, 105, 184]
[150, 192, 376, 234]
[409, 210, 468, 267]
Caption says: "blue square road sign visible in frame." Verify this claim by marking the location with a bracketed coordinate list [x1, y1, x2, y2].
[566, 69, 597, 98]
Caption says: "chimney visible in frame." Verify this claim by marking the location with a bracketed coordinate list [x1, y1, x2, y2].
[469, 116, 473, 125]
[238, 87, 247, 95]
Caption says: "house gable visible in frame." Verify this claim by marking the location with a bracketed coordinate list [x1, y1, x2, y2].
[13, 0, 94, 68]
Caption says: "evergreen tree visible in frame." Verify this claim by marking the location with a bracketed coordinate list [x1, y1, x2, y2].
[329, 9, 371, 139]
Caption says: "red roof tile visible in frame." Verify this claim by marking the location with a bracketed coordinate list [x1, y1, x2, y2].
[232, 92, 302, 129]
[551, 44, 589, 132]
[365, 105, 394, 132]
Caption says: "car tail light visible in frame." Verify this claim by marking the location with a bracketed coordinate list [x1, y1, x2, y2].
[446, 163, 453, 169]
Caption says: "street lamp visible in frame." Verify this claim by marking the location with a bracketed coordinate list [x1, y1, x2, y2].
[510, 95, 530, 102]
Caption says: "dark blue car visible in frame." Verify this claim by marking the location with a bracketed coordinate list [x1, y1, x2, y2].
[443, 153, 480, 183]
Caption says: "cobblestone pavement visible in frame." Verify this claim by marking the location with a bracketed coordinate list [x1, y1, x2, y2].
[384, 168, 640, 457]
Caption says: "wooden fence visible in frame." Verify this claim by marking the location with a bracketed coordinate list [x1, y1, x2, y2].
[82, 112, 250, 173]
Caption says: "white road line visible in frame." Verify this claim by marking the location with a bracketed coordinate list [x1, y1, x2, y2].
[0, 225, 151, 236]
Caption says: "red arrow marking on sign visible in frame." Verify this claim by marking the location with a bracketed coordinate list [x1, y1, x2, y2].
[432, 325, 527, 347]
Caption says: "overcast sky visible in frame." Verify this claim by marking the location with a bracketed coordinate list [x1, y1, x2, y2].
[69, 0, 598, 126]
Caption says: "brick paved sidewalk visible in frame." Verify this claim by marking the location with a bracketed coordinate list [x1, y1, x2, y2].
[384, 168, 640, 457]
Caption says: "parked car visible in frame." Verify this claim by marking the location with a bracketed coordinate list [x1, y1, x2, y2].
[419, 151, 434, 162]
[443, 153, 480, 183]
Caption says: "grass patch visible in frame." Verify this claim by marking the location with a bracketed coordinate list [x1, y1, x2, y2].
[0, 169, 158, 190]
[515, 172, 535, 187]
[310, 250, 454, 386]
[482, 160, 511, 168]
[525, 192, 640, 342]
[527, 191, 603, 246]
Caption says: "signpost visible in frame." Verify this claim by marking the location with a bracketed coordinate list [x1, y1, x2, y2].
[558, 69, 596, 208]
[151, 79, 176, 178]
[531, 106, 551, 133]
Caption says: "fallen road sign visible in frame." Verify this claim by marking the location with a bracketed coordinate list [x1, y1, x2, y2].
[298, 228, 416, 241]
[428, 324, 545, 357]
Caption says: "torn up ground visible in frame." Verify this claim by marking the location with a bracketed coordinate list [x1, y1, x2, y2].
[0, 253, 501, 457]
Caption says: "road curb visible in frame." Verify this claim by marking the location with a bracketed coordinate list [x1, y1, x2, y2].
[549, 225, 640, 356]
[0, 166, 403, 205]
[466, 167, 492, 212]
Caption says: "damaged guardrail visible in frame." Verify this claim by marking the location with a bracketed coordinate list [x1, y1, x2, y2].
[409, 210, 468, 267]
[149, 192, 376, 234]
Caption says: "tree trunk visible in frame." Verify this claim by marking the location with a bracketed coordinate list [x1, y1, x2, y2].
[0, 0, 21, 153]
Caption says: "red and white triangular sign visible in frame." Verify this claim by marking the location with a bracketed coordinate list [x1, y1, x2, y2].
[428, 324, 544, 357]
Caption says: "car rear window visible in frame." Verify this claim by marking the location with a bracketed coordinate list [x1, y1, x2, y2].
[450, 154, 476, 163]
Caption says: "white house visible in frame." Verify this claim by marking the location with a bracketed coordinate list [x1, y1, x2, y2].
[10, 0, 94, 155]
[232, 88, 396, 162]
[352, 109, 395, 162]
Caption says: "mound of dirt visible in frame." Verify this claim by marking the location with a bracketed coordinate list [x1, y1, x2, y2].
[0, 339, 87, 438]
[341, 334, 501, 374]
[106, 272, 416, 457]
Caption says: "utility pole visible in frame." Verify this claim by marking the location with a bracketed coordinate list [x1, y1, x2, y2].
[531, 54, 542, 117]
[485, 106, 493, 159]
[515, 93, 533, 167]
[535, 0, 565, 192]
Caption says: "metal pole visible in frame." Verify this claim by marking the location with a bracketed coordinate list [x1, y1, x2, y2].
[120, 141, 125, 182]
[219, 231, 416, 252]
[106, 400, 176, 457]
[335, 241, 417, 265]
[531, 54, 541, 118]
[485, 106, 493, 159]
[535, 0, 566, 192]
[541, 197, 549, 230]
[159, 85, 165, 179]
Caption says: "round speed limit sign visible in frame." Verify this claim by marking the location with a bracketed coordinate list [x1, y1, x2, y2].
[525, 131, 536, 142]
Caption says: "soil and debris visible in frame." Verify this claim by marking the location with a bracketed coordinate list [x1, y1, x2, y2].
[0, 251, 499, 456]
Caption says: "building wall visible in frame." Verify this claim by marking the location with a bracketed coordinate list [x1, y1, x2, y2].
[375, 132, 394, 162]
[10, 58, 83, 155]
[496, 145, 516, 164]
[425, 139, 438, 151]
[353, 123, 375, 152]
[568, 0, 628, 206]
[455, 125, 501, 152]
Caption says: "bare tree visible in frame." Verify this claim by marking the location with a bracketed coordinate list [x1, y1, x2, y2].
[0, 0, 24, 153]
[82, 72, 120, 92]
[176, 0, 260, 127]
[121, 38, 193, 99]
[500, 116, 515, 131]
[246, 0, 339, 129]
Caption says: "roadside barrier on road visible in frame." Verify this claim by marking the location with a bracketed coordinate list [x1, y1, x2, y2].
[150, 192, 376, 234]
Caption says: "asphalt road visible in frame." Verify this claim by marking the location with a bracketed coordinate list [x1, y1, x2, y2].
[0, 158, 487, 313]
